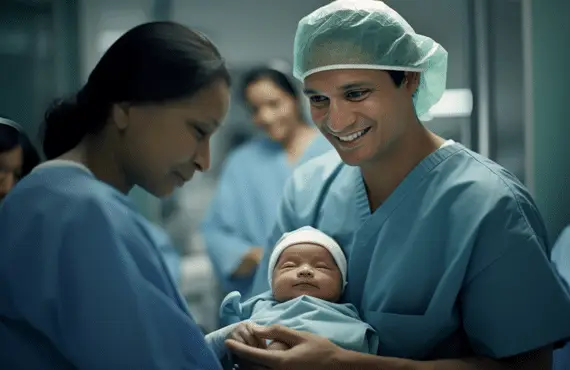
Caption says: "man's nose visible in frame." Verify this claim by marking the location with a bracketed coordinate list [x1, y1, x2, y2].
[325, 99, 356, 134]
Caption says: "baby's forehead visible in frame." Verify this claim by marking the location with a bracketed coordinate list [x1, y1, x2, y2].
[279, 243, 332, 258]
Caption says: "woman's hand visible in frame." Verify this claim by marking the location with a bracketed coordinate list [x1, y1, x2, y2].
[225, 324, 343, 370]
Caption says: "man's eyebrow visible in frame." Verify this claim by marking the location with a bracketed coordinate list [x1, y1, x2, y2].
[338, 81, 375, 90]
[303, 81, 375, 95]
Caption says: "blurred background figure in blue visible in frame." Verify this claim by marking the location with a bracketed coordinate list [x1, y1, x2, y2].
[201, 66, 332, 301]
[0, 117, 40, 203]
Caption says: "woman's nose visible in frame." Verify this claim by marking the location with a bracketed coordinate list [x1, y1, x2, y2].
[194, 139, 211, 172]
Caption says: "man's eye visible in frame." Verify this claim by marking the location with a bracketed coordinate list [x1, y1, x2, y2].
[345, 89, 371, 100]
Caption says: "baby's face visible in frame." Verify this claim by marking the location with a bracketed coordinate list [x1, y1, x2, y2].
[272, 243, 342, 303]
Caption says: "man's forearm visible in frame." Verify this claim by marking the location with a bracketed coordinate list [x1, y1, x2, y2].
[333, 347, 552, 370]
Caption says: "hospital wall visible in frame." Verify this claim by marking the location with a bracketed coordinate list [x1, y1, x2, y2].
[0, 0, 80, 149]
[525, 0, 570, 241]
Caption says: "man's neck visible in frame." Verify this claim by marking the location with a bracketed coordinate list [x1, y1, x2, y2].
[361, 125, 444, 211]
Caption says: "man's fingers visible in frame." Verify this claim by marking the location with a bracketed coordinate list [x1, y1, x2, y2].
[225, 339, 282, 367]
[252, 324, 303, 347]
[244, 323, 267, 349]
[229, 331, 246, 344]
[252, 334, 268, 349]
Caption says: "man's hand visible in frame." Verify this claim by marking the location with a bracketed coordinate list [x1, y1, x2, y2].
[227, 321, 267, 349]
[225, 324, 343, 370]
[266, 341, 289, 351]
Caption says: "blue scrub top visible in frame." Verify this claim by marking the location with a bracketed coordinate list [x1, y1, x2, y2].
[0, 162, 221, 370]
[201, 134, 332, 296]
[250, 143, 570, 360]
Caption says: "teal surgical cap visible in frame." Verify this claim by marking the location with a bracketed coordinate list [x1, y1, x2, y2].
[293, 0, 448, 117]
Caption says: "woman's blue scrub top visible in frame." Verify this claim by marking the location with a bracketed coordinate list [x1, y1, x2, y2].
[0, 161, 221, 370]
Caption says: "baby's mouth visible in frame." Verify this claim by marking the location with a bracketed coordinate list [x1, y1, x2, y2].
[293, 282, 318, 289]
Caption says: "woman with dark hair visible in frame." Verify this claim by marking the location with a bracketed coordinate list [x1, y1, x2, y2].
[0, 22, 230, 369]
[201, 66, 331, 300]
[0, 118, 40, 202]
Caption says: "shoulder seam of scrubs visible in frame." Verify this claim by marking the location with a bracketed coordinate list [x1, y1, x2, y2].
[464, 232, 536, 287]
[460, 149, 536, 237]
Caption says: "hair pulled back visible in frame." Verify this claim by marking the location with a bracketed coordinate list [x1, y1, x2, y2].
[42, 21, 230, 160]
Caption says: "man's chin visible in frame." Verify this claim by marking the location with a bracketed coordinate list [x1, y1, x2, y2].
[335, 148, 373, 167]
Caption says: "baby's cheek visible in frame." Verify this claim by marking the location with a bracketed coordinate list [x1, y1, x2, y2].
[322, 276, 343, 301]
[272, 279, 294, 302]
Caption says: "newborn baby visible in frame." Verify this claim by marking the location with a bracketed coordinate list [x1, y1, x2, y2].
[206, 226, 378, 358]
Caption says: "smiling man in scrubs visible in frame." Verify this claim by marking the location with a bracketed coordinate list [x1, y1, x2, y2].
[225, 1, 570, 369]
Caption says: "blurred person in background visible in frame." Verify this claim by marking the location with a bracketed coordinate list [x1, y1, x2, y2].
[0, 21, 230, 370]
[0, 117, 40, 202]
[200, 66, 332, 301]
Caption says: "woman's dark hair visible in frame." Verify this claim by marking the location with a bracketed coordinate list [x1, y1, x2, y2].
[0, 119, 41, 177]
[42, 21, 230, 160]
[240, 67, 300, 104]
[0, 122, 20, 154]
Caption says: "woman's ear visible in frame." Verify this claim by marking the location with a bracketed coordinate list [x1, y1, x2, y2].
[111, 103, 130, 131]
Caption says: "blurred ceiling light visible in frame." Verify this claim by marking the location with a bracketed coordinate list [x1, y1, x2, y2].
[420, 88, 473, 122]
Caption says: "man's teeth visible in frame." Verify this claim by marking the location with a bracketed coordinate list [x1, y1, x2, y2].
[337, 129, 367, 142]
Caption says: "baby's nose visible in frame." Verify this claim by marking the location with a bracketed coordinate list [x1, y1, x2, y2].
[297, 266, 314, 277]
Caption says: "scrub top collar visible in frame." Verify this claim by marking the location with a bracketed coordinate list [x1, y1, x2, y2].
[33, 159, 93, 176]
